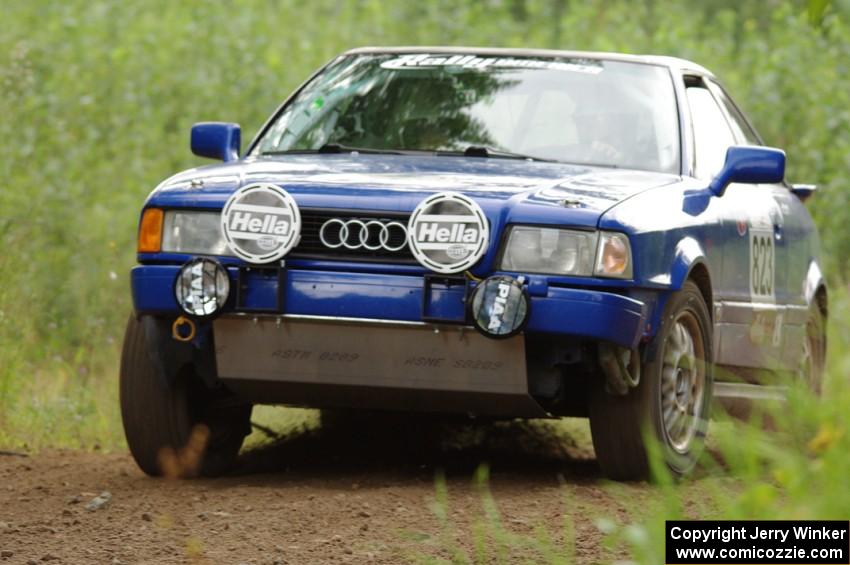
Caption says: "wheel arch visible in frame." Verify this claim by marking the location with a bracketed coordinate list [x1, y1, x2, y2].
[642, 238, 714, 363]
[804, 259, 827, 319]
[669, 236, 714, 320]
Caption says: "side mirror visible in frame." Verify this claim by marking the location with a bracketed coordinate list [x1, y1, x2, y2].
[708, 145, 785, 197]
[791, 183, 817, 203]
[190, 122, 241, 162]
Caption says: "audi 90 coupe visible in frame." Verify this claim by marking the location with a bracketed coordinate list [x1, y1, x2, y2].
[122, 48, 825, 480]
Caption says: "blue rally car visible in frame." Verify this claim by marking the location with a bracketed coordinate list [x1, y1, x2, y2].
[122, 47, 825, 480]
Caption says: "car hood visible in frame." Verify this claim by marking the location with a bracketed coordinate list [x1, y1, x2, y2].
[147, 155, 679, 228]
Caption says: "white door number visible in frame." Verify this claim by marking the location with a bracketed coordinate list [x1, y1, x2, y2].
[750, 229, 775, 301]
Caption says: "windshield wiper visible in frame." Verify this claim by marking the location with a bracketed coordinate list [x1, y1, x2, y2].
[262, 143, 407, 156]
[436, 145, 555, 162]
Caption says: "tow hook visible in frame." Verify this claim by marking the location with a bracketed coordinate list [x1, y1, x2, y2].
[172, 315, 196, 342]
[599, 343, 641, 395]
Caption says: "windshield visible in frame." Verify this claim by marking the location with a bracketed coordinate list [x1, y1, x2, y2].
[254, 53, 680, 173]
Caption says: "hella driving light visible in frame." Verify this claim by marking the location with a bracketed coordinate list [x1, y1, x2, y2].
[594, 231, 633, 279]
[162, 211, 232, 256]
[499, 226, 597, 275]
[174, 258, 230, 317]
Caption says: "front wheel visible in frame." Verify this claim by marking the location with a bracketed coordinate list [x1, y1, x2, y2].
[120, 315, 252, 477]
[589, 281, 714, 481]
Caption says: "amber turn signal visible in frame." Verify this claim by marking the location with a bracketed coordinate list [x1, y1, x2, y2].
[594, 232, 632, 279]
[138, 208, 164, 253]
[601, 237, 628, 274]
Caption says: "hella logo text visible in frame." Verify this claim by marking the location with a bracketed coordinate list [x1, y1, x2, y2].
[415, 221, 480, 244]
[228, 211, 290, 236]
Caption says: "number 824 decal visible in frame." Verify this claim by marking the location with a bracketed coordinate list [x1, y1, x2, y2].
[749, 229, 775, 300]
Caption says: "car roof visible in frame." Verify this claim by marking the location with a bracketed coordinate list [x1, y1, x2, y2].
[343, 46, 714, 78]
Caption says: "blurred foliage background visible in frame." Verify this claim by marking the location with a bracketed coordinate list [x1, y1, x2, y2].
[0, 0, 848, 490]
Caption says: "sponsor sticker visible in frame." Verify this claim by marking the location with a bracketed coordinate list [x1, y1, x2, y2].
[380, 54, 603, 74]
[407, 192, 489, 274]
[220, 183, 301, 263]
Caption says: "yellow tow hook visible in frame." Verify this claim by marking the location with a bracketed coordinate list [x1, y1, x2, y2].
[172, 315, 196, 342]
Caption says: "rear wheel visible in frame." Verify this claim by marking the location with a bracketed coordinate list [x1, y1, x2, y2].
[589, 281, 713, 481]
[120, 315, 252, 477]
[800, 301, 826, 394]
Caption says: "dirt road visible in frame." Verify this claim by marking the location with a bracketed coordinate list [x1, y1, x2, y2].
[0, 417, 712, 564]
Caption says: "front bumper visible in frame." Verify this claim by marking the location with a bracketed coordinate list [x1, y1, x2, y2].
[131, 265, 647, 349]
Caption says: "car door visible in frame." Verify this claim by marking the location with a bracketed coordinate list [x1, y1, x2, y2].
[684, 76, 788, 373]
[708, 80, 812, 370]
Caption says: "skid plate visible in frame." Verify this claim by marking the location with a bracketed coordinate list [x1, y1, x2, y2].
[215, 316, 528, 394]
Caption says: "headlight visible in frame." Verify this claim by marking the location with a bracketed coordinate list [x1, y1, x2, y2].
[162, 211, 233, 256]
[174, 258, 230, 317]
[499, 226, 632, 279]
[500, 226, 597, 275]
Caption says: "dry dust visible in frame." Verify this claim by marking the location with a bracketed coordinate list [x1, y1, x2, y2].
[0, 416, 696, 564]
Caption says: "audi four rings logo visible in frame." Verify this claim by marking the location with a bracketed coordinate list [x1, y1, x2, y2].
[319, 219, 408, 251]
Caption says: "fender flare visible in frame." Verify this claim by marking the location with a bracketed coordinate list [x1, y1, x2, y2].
[669, 236, 711, 293]
[643, 237, 713, 361]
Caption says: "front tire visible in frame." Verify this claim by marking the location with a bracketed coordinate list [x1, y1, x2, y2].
[120, 315, 251, 477]
[589, 281, 714, 481]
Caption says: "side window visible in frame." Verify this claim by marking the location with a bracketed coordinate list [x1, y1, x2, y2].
[709, 82, 762, 146]
[686, 82, 736, 179]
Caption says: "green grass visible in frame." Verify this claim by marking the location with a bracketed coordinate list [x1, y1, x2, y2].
[409, 288, 850, 564]
[242, 405, 321, 449]
[415, 465, 579, 564]
[599, 352, 850, 562]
